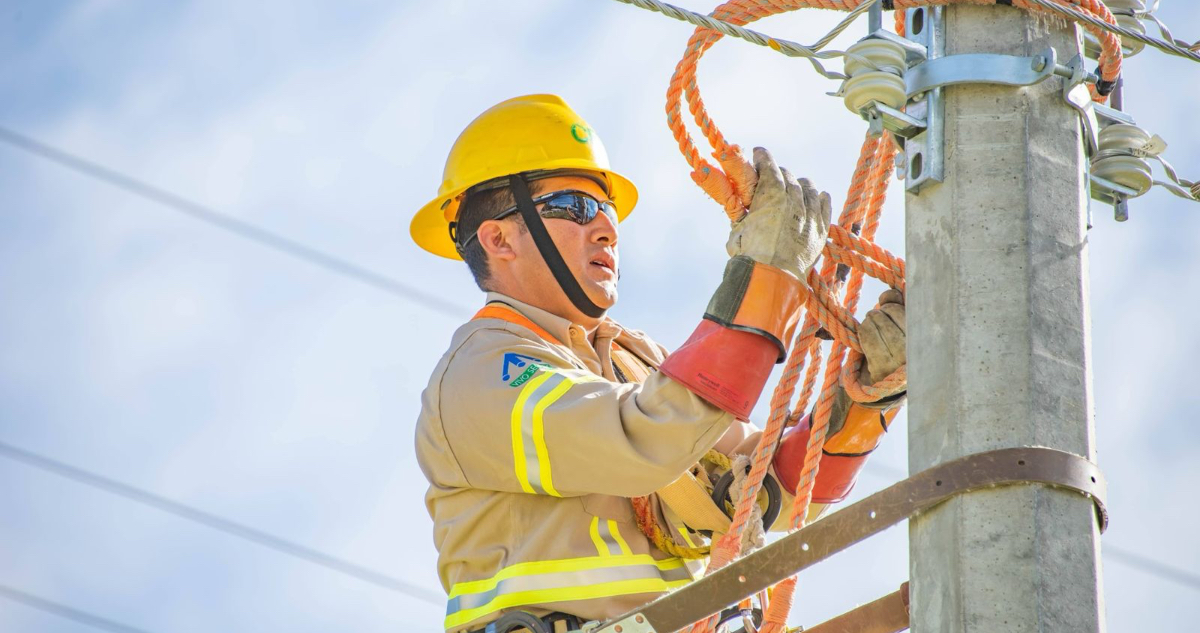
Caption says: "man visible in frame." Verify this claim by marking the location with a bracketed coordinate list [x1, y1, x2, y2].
[413, 94, 906, 633]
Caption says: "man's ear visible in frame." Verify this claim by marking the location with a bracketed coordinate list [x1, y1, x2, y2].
[477, 219, 518, 262]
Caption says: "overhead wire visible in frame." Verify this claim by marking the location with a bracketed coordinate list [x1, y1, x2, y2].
[8, 437, 1194, 620]
[614, 0, 1200, 66]
[1022, 0, 1200, 63]
[0, 127, 458, 618]
[9, 437, 1194, 629]
[0, 583, 157, 633]
[613, 0, 880, 79]
[0, 126, 470, 319]
[1139, 11, 1199, 54]
[0, 440, 445, 607]
[1104, 545, 1200, 591]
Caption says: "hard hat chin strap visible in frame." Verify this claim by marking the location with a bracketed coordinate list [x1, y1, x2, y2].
[509, 174, 607, 319]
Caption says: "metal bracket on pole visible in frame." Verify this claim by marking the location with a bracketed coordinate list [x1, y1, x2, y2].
[1094, 103, 1137, 127]
[587, 447, 1108, 633]
[1089, 176, 1137, 221]
[898, 14, 1106, 196]
[865, 101, 927, 140]
[901, 6, 945, 193]
[905, 46, 1063, 95]
[1060, 53, 1100, 157]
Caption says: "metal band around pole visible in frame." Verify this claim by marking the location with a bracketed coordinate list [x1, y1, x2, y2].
[597, 447, 1107, 633]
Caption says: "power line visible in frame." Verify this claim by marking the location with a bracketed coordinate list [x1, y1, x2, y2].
[0, 583, 156, 633]
[7, 439, 1200, 606]
[0, 125, 450, 611]
[0, 441, 444, 607]
[4, 122, 1197, 603]
[1104, 544, 1200, 591]
[0, 125, 469, 318]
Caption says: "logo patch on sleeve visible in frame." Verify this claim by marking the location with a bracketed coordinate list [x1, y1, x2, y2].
[508, 364, 549, 388]
[502, 352, 549, 386]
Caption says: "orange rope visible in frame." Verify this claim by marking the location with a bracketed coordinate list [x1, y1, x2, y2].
[664, 3, 1123, 632]
[631, 496, 712, 558]
[666, 0, 1121, 222]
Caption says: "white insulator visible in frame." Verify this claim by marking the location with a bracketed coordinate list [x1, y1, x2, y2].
[842, 38, 907, 114]
[1092, 123, 1154, 195]
[1104, 0, 1146, 13]
[1083, 0, 1147, 57]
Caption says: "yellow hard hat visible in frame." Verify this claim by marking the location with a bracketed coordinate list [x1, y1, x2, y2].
[412, 94, 639, 260]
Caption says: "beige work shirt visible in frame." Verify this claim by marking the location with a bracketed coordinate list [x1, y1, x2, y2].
[416, 292, 749, 631]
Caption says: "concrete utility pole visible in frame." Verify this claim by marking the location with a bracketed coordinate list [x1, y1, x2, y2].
[905, 5, 1104, 633]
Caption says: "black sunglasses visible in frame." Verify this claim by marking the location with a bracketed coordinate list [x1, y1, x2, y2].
[456, 190, 618, 250]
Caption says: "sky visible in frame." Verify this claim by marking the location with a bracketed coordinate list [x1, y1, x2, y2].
[1, 1, 1198, 631]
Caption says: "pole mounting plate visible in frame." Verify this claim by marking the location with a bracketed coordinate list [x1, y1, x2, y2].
[902, 6, 945, 193]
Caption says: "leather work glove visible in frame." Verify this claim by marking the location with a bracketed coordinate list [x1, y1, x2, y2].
[859, 289, 906, 384]
[726, 147, 832, 280]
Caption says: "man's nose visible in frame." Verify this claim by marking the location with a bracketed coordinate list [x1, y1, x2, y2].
[591, 209, 619, 244]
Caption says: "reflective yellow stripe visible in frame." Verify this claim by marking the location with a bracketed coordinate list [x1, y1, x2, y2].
[446, 578, 691, 629]
[588, 516, 608, 556]
[531, 377, 573, 497]
[591, 517, 630, 557]
[675, 522, 700, 549]
[510, 371, 555, 494]
[510, 367, 602, 496]
[445, 554, 689, 630]
[447, 554, 685, 597]
[607, 520, 633, 556]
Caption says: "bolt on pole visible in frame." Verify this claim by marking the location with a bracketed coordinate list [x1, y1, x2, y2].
[904, 5, 1104, 632]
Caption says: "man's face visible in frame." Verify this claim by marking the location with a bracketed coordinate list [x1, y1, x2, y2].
[505, 175, 620, 318]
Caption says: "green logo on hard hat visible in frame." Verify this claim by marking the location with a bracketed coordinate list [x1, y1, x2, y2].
[571, 124, 592, 143]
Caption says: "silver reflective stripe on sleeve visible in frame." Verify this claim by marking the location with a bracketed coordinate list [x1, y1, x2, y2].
[510, 371, 571, 496]
[590, 516, 633, 556]
[509, 368, 601, 496]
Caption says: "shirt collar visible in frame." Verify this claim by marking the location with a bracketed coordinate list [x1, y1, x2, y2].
[483, 292, 626, 348]
[484, 292, 582, 346]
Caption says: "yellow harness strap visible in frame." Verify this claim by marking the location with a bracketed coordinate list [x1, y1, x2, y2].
[610, 343, 653, 383]
[657, 470, 734, 534]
